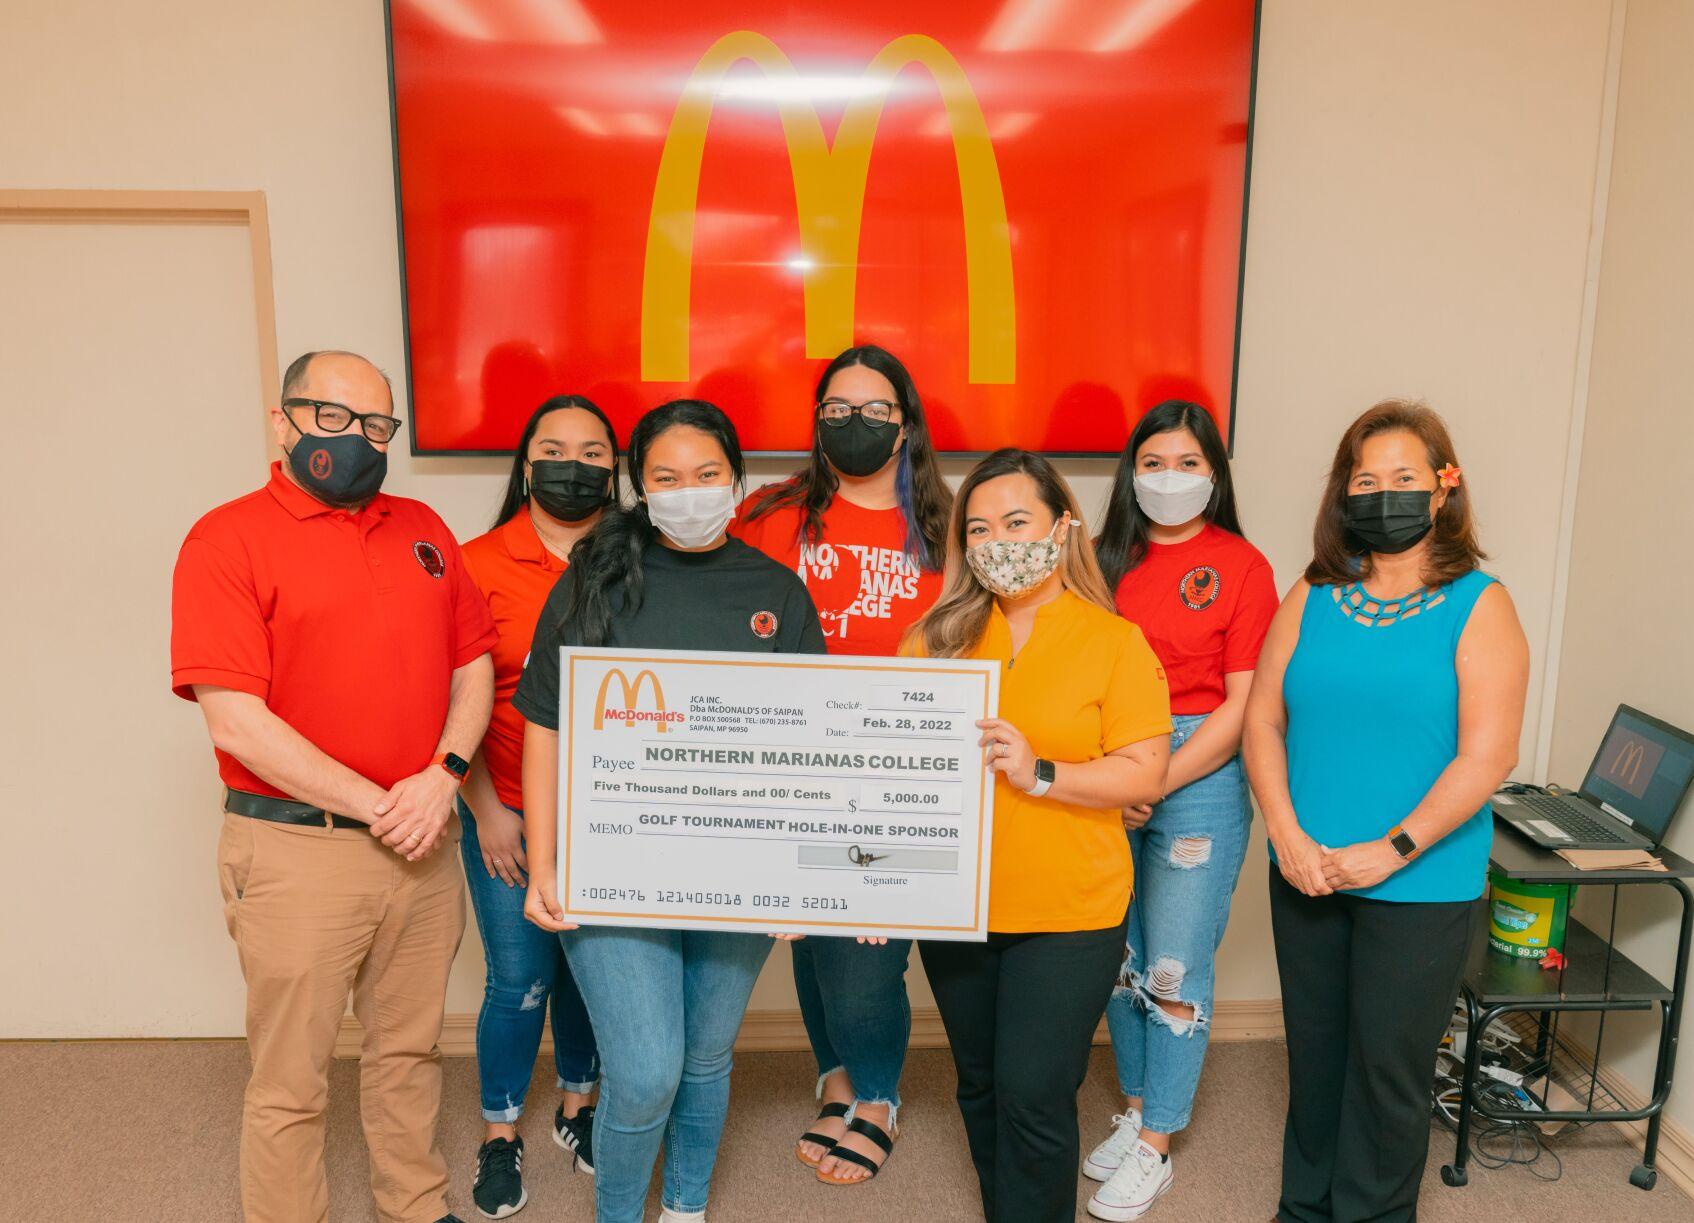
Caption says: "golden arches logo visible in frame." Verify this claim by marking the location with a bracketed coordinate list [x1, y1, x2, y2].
[642, 31, 1015, 385]
[593, 667, 676, 732]
[1611, 740, 1647, 788]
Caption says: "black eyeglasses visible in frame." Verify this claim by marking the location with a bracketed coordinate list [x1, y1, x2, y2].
[282, 398, 403, 444]
[818, 398, 900, 429]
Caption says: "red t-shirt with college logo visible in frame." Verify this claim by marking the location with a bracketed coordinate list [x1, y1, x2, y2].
[1113, 522, 1278, 715]
[732, 487, 943, 657]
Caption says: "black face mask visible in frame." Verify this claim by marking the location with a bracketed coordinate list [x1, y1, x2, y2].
[819, 416, 901, 478]
[528, 459, 613, 522]
[1345, 489, 1434, 554]
[284, 423, 387, 508]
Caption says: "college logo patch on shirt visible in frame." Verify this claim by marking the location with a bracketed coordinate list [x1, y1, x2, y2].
[1179, 565, 1221, 610]
[750, 610, 779, 639]
[413, 540, 446, 578]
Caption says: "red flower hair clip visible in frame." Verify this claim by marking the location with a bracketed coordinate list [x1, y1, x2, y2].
[1437, 463, 1462, 489]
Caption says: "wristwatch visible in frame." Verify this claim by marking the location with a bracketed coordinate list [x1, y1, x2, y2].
[433, 752, 470, 783]
[1026, 758, 1057, 799]
[1387, 824, 1420, 861]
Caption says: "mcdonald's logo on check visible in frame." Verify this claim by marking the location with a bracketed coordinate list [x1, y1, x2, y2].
[642, 31, 1015, 386]
[593, 668, 684, 732]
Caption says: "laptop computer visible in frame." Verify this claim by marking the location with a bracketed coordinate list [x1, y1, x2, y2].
[1493, 704, 1694, 850]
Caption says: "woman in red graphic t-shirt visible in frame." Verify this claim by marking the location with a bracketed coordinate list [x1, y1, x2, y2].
[734, 345, 952, 1185]
[1080, 400, 1278, 1222]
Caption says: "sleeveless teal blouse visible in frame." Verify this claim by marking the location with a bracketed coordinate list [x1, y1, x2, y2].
[1279, 568, 1497, 903]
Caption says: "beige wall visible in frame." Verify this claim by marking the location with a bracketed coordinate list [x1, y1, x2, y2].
[0, 1, 1626, 1041]
[1548, 0, 1694, 1139]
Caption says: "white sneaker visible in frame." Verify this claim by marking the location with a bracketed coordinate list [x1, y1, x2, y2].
[657, 1209, 705, 1223]
[1083, 1109, 1144, 1181]
[1087, 1139, 1173, 1221]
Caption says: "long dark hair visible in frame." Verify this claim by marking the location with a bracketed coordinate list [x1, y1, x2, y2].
[740, 345, 952, 570]
[912, 449, 1114, 658]
[1095, 400, 1242, 589]
[492, 395, 620, 528]
[1305, 398, 1484, 587]
[555, 399, 745, 646]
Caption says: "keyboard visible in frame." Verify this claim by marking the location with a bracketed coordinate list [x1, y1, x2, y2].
[1518, 794, 1629, 844]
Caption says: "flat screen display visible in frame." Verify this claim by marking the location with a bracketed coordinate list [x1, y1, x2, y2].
[387, 0, 1259, 454]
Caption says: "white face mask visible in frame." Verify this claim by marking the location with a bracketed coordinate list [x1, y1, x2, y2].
[1132, 469, 1214, 527]
[645, 484, 737, 549]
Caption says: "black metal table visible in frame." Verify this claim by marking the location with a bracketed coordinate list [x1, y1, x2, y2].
[1441, 823, 1694, 1191]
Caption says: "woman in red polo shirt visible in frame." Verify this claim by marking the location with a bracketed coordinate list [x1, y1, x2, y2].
[458, 395, 619, 1219]
[733, 345, 951, 1184]
[1081, 400, 1277, 1222]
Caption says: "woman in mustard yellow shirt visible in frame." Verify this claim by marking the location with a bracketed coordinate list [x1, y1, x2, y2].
[903, 448, 1172, 1223]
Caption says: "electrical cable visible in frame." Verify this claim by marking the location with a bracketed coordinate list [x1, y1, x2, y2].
[1432, 1003, 1580, 1182]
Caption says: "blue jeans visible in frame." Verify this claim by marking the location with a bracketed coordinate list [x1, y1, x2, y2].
[1105, 712, 1251, 1134]
[459, 800, 600, 1122]
[791, 936, 911, 1120]
[563, 926, 773, 1223]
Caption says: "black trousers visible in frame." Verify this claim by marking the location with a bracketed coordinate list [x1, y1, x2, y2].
[920, 916, 1127, 1223]
[1268, 864, 1483, 1223]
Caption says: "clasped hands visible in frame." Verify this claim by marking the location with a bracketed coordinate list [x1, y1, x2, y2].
[1276, 829, 1405, 896]
[366, 765, 459, 862]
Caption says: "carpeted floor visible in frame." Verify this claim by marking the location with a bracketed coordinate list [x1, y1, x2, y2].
[1, 1039, 1684, 1221]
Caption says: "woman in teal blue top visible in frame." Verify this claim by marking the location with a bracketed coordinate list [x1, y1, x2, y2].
[1244, 399, 1528, 1223]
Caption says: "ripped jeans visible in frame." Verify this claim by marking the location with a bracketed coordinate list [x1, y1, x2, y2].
[460, 799, 600, 1122]
[1105, 712, 1250, 1133]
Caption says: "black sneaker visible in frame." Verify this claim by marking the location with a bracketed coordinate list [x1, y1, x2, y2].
[553, 1103, 596, 1175]
[472, 1136, 527, 1219]
[436, 1217, 468, 1223]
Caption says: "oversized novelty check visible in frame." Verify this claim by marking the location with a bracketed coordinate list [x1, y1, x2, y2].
[555, 647, 999, 940]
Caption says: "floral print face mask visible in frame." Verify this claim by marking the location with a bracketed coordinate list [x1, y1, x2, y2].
[966, 515, 1071, 597]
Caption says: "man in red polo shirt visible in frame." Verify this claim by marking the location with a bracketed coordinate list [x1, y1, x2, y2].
[171, 350, 496, 1223]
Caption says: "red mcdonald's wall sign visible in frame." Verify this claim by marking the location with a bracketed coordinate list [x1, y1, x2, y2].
[388, 1, 1259, 454]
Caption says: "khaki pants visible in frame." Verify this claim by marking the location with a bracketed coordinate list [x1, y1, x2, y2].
[217, 811, 466, 1223]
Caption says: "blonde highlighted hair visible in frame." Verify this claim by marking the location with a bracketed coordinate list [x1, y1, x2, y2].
[911, 448, 1116, 658]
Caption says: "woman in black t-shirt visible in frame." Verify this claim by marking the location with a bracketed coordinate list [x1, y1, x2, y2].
[513, 399, 825, 1223]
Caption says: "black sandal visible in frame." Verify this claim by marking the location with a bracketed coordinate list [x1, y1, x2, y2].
[816, 1115, 896, 1184]
[795, 1101, 851, 1167]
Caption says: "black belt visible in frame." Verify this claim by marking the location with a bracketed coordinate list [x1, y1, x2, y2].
[225, 788, 366, 831]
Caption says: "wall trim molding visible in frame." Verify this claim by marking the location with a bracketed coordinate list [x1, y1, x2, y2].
[0, 188, 280, 411]
[333, 998, 1289, 1060]
[1594, 1056, 1694, 1197]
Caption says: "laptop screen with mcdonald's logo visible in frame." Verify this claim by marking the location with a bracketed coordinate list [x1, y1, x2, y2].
[1580, 706, 1694, 845]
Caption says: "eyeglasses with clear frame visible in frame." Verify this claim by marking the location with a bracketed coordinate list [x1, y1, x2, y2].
[817, 398, 900, 429]
[282, 398, 404, 444]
